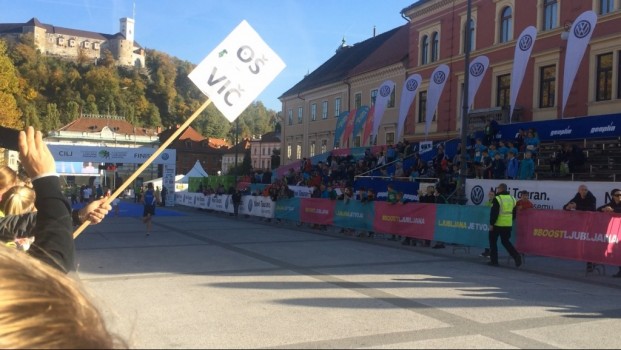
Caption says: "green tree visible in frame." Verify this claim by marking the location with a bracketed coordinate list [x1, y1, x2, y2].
[23, 104, 41, 129]
[44, 103, 61, 132]
[0, 40, 23, 128]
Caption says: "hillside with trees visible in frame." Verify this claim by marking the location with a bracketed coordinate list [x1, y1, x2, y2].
[1, 34, 279, 143]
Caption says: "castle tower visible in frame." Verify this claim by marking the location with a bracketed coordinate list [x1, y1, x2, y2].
[120, 17, 135, 42]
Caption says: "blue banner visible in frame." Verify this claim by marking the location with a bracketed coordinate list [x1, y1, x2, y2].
[496, 113, 621, 142]
[352, 106, 370, 141]
[274, 198, 300, 222]
[353, 179, 420, 202]
[333, 200, 374, 230]
[333, 111, 350, 147]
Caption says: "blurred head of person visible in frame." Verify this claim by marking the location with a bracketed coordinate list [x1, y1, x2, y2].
[0, 245, 125, 348]
[0, 166, 18, 200]
[0, 186, 35, 216]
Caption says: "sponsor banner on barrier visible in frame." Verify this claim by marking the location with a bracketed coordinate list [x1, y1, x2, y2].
[333, 201, 374, 230]
[288, 185, 314, 198]
[434, 204, 492, 248]
[466, 179, 618, 210]
[300, 198, 336, 225]
[240, 195, 274, 218]
[274, 198, 300, 222]
[516, 210, 621, 265]
[373, 202, 435, 239]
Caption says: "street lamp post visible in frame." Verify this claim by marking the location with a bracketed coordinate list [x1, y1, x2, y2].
[458, 0, 472, 204]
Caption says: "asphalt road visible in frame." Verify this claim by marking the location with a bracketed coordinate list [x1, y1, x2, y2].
[75, 207, 621, 349]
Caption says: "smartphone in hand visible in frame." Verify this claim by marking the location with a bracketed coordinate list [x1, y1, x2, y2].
[0, 126, 20, 151]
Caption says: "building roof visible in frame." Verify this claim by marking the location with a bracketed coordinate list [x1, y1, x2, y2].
[1, 17, 143, 49]
[59, 116, 157, 136]
[158, 125, 205, 143]
[348, 25, 409, 77]
[256, 131, 281, 143]
[401, 0, 433, 15]
[279, 24, 408, 99]
[207, 137, 230, 148]
[222, 139, 251, 155]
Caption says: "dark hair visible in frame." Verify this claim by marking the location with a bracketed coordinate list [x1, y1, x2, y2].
[611, 189, 621, 196]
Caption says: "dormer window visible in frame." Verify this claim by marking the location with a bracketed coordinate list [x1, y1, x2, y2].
[68, 39, 75, 47]
[185, 141, 192, 149]
[57, 37, 65, 45]
[83, 41, 90, 49]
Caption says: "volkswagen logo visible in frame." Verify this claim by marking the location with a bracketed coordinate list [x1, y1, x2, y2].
[379, 84, 391, 97]
[470, 185, 485, 205]
[519, 34, 533, 51]
[247, 198, 253, 212]
[433, 71, 446, 84]
[161, 153, 169, 160]
[470, 62, 485, 77]
[573, 20, 591, 39]
[406, 78, 418, 92]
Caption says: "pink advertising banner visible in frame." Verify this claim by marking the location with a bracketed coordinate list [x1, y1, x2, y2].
[516, 210, 621, 265]
[300, 198, 336, 225]
[373, 202, 436, 239]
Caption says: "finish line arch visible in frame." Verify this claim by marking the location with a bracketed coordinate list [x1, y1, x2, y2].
[47, 144, 177, 206]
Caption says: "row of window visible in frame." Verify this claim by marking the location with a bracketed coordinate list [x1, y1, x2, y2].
[419, 0, 617, 66]
[286, 132, 399, 160]
[287, 87, 398, 126]
[57, 37, 100, 50]
[253, 147, 274, 155]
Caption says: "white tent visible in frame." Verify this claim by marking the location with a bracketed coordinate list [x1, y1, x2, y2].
[178, 160, 209, 184]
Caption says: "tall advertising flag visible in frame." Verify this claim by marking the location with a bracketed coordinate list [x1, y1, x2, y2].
[341, 109, 357, 147]
[562, 11, 597, 117]
[371, 80, 395, 145]
[397, 74, 421, 142]
[352, 106, 370, 145]
[467, 56, 489, 112]
[362, 105, 375, 146]
[509, 26, 537, 123]
[333, 110, 350, 147]
[425, 64, 450, 136]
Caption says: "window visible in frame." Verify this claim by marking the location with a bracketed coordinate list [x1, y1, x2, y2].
[322, 101, 328, 119]
[421, 35, 429, 64]
[311, 103, 317, 121]
[83, 41, 90, 49]
[335, 98, 341, 117]
[287, 109, 293, 125]
[184, 141, 192, 149]
[93, 42, 100, 50]
[500, 6, 512, 43]
[496, 74, 511, 107]
[539, 65, 556, 108]
[353, 136, 361, 147]
[388, 86, 396, 108]
[287, 144, 292, 159]
[68, 39, 75, 47]
[596, 52, 613, 101]
[321, 140, 327, 154]
[262, 148, 266, 155]
[431, 32, 439, 62]
[297, 107, 303, 124]
[386, 132, 395, 146]
[543, 0, 558, 30]
[310, 141, 316, 157]
[371, 89, 378, 106]
[464, 19, 475, 53]
[599, 0, 613, 15]
[418, 91, 427, 123]
[296, 144, 302, 160]
[354, 92, 362, 109]
[57, 37, 65, 45]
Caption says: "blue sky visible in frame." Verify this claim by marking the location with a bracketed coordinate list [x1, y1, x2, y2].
[2, 0, 414, 112]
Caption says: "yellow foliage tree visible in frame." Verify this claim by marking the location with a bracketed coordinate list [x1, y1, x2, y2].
[0, 40, 22, 128]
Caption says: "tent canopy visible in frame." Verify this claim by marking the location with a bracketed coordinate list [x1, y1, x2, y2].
[178, 160, 209, 184]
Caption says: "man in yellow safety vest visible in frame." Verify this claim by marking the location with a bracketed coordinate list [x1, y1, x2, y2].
[488, 183, 522, 267]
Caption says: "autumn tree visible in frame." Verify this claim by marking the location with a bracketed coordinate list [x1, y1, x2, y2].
[0, 40, 23, 128]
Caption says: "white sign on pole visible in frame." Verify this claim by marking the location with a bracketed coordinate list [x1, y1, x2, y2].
[188, 20, 286, 122]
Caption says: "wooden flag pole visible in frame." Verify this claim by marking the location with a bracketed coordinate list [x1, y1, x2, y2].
[73, 98, 212, 239]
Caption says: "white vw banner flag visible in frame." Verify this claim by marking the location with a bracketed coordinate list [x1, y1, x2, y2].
[562, 11, 597, 117]
[510, 26, 537, 123]
[467, 55, 489, 111]
[396, 74, 421, 142]
[371, 80, 394, 145]
[425, 64, 449, 136]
